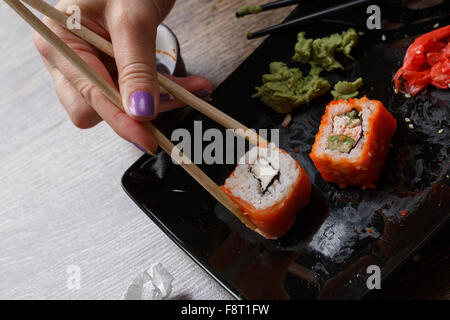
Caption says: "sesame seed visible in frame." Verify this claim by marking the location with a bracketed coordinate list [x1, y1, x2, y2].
[381, 34, 386, 41]
[281, 113, 292, 128]
[438, 129, 444, 134]
[409, 124, 414, 129]
[368, 152, 372, 157]
[358, 31, 365, 36]
[405, 93, 412, 98]
[405, 117, 411, 123]
[433, 23, 439, 28]
[394, 88, 398, 94]
[416, 50, 421, 54]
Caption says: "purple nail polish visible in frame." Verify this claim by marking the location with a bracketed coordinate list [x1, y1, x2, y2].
[129, 91, 154, 117]
[160, 93, 172, 102]
[133, 143, 148, 153]
[195, 89, 211, 98]
[133, 143, 156, 155]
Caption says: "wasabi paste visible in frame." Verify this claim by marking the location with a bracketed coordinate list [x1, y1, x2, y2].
[293, 28, 359, 71]
[331, 77, 364, 100]
[252, 62, 331, 114]
[253, 28, 360, 113]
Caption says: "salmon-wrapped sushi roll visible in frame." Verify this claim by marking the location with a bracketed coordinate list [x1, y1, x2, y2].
[310, 97, 397, 189]
[222, 144, 311, 239]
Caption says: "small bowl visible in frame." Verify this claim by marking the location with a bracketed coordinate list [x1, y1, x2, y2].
[156, 24, 186, 77]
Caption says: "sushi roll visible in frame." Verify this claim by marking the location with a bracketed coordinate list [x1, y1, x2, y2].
[222, 144, 311, 239]
[310, 97, 397, 189]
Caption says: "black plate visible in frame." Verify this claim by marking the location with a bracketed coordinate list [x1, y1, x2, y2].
[122, 2, 449, 299]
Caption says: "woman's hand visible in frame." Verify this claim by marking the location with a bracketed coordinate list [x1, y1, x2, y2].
[34, 0, 213, 154]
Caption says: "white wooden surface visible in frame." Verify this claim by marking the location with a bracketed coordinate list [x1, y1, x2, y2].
[0, 2, 232, 300]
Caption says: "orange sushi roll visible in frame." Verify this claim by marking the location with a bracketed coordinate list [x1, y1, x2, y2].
[222, 144, 311, 239]
[310, 97, 397, 189]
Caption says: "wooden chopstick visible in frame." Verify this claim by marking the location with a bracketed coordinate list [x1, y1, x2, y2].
[22, 0, 268, 148]
[5, 0, 257, 230]
[247, 0, 374, 39]
[156, 73, 267, 147]
[236, 0, 301, 18]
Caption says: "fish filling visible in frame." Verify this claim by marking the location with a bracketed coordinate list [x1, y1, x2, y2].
[250, 157, 280, 194]
[327, 109, 362, 153]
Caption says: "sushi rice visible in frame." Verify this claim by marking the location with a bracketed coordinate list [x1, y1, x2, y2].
[223, 144, 311, 239]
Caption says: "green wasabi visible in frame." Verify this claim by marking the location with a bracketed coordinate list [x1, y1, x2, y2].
[253, 28, 360, 113]
[237, 5, 262, 17]
[292, 32, 313, 64]
[293, 28, 359, 71]
[331, 77, 364, 100]
[252, 62, 330, 114]
[327, 135, 356, 153]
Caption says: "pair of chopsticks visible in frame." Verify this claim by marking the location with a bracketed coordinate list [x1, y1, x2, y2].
[5, 0, 267, 230]
[245, 0, 375, 39]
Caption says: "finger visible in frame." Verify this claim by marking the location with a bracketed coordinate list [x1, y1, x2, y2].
[35, 21, 158, 153]
[106, 1, 163, 121]
[53, 53, 158, 153]
[42, 57, 102, 129]
[159, 75, 214, 113]
[88, 87, 159, 154]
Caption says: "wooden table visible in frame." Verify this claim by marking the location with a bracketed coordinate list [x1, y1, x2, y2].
[0, 0, 447, 300]
[165, 0, 294, 87]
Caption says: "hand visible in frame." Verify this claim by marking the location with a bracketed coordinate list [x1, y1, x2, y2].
[34, 0, 213, 154]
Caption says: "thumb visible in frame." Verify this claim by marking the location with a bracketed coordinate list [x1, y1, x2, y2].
[108, 7, 162, 121]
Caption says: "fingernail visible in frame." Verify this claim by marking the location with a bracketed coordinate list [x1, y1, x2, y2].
[195, 89, 212, 101]
[160, 93, 172, 102]
[129, 91, 154, 117]
[195, 89, 210, 98]
[133, 143, 147, 153]
[133, 143, 154, 155]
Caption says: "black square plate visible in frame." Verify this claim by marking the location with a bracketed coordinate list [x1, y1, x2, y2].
[122, 2, 449, 299]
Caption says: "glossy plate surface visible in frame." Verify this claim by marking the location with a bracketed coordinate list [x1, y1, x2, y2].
[122, 1, 449, 299]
